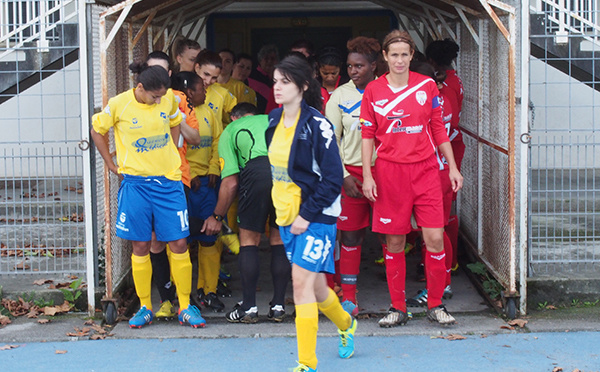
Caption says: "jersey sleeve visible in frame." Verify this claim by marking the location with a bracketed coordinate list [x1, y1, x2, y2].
[430, 83, 450, 146]
[92, 98, 118, 135]
[325, 90, 349, 178]
[218, 126, 240, 178]
[222, 91, 238, 126]
[359, 85, 377, 139]
[209, 110, 222, 176]
[167, 90, 183, 128]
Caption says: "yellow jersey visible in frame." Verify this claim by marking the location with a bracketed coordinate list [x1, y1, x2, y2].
[268, 112, 302, 226]
[92, 88, 182, 180]
[217, 78, 257, 106]
[186, 103, 221, 178]
[206, 84, 237, 129]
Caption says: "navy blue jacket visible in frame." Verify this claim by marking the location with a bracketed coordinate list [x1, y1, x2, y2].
[266, 101, 343, 225]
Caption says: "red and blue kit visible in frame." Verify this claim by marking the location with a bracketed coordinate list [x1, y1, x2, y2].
[360, 72, 449, 234]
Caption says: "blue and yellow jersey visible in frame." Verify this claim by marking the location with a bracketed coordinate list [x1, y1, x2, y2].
[186, 103, 221, 178]
[268, 111, 302, 226]
[217, 78, 257, 106]
[206, 84, 237, 129]
[92, 88, 182, 180]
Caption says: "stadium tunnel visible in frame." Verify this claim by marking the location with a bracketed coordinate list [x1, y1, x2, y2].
[89, 0, 529, 320]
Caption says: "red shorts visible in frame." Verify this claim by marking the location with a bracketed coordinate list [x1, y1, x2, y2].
[439, 168, 453, 224]
[338, 165, 373, 231]
[372, 156, 444, 235]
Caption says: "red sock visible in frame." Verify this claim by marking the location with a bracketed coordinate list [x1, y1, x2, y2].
[339, 244, 361, 303]
[384, 248, 406, 312]
[425, 249, 446, 309]
[443, 232, 453, 286]
[445, 216, 459, 268]
[326, 273, 335, 290]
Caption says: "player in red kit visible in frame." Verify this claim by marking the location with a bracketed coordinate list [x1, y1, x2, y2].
[360, 30, 463, 327]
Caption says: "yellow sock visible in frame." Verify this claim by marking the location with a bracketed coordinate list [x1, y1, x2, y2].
[199, 243, 220, 294]
[220, 233, 240, 255]
[169, 250, 192, 310]
[131, 254, 153, 310]
[295, 303, 319, 369]
[317, 287, 351, 331]
[196, 246, 205, 291]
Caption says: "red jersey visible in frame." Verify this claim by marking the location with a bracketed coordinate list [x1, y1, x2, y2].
[441, 69, 463, 143]
[435, 90, 454, 170]
[360, 72, 449, 164]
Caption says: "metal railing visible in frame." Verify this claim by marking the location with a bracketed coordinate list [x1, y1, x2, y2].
[0, 0, 77, 59]
[535, 0, 600, 40]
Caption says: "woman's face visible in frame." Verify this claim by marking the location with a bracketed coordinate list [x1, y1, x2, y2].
[188, 80, 206, 107]
[219, 51, 234, 77]
[232, 58, 252, 81]
[135, 84, 167, 105]
[259, 52, 278, 76]
[195, 63, 221, 88]
[347, 53, 375, 90]
[273, 69, 303, 106]
[319, 64, 340, 86]
[383, 42, 413, 76]
[177, 47, 200, 72]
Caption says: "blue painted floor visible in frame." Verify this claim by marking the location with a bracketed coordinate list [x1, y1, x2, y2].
[2, 332, 599, 371]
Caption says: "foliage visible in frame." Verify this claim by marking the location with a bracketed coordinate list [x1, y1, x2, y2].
[466, 262, 504, 300]
[59, 277, 83, 310]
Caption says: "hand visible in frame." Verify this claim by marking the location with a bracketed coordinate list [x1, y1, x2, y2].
[449, 168, 463, 192]
[290, 215, 310, 235]
[201, 215, 222, 235]
[343, 175, 363, 198]
[191, 176, 201, 192]
[362, 176, 377, 202]
[208, 174, 218, 188]
[108, 164, 123, 181]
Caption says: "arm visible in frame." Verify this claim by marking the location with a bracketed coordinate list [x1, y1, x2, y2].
[202, 174, 239, 235]
[361, 138, 377, 202]
[438, 141, 463, 192]
[170, 125, 180, 147]
[90, 128, 119, 175]
[207, 112, 222, 188]
[180, 120, 201, 146]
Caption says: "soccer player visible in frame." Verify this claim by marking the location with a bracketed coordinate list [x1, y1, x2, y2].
[91, 63, 203, 328]
[360, 30, 463, 327]
[172, 37, 201, 73]
[325, 36, 381, 315]
[217, 49, 257, 106]
[266, 54, 357, 372]
[318, 47, 345, 107]
[202, 104, 292, 323]
[232, 53, 253, 84]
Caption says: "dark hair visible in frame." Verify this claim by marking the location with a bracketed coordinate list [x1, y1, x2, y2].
[290, 39, 315, 56]
[236, 52, 252, 63]
[172, 37, 201, 59]
[346, 36, 381, 63]
[257, 44, 279, 62]
[231, 102, 258, 119]
[410, 60, 435, 79]
[317, 46, 343, 68]
[425, 38, 460, 67]
[275, 54, 322, 112]
[171, 71, 201, 92]
[219, 48, 236, 63]
[382, 30, 416, 53]
[195, 49, 222, 69]
[146, 50, 171, 68]
[129, 62, 170, 91]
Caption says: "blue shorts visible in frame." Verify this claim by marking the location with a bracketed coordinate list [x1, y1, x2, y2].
[116, 175, 189, 242]
[279, 222, 337, 274]
[187, 176, 218, 243]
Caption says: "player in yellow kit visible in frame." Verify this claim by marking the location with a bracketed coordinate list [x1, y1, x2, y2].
[91, 62, 204, 328]
[217, 48, 257, 106]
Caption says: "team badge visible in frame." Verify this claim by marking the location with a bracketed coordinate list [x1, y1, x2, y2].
[416, 91, 427, 106]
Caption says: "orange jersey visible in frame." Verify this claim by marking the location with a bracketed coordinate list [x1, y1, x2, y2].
[174, 90, 199, 188]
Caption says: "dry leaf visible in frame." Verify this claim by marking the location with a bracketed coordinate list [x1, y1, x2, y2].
[58, 301, 72, 312]
[0, 316, 12, 326]
[89, 334, 105, 340]
[43, 307, 59, 316]
[33, 279, 53, 286]
[481, 334, 488, 338]
[546, 305, 557, 310]
[508, 319, 528, 328]
[84, 319, 95, 326]
[26, 309, 39, 318]
[500, 325, 515, 330]
[552, 368, 563, 372]
[37, 319, 50, 324]
[55, 350, 67, 354]
[15, 261, 30, 270]
[445, 334, 467, 341]
[0, 344, 20, 350]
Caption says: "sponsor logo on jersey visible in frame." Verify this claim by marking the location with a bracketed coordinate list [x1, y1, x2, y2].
[339, 216, 348, 221]
[380, 217, 392, 224]
[189, 136, 213, 149]
[416, 91, 427, 106]
[133, 133, 170, 153]
[271, 165, 293, 183]
[375, 98, 389, 106]
[130, 117, 142, 129]
[160, 112, 167, 119]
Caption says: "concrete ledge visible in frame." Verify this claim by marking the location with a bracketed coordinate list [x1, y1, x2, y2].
[527, 277, 600, 307]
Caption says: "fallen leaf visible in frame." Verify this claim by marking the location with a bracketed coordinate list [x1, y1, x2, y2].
[572, 369, 581, 372]
[26, 309, 39, 318]
[502, 345, 512, 348]
[55, 350, 67, 354]
[89, 334, 105, 340]
[33, 279, 53, 286]
[58, 301, 72, 312]
[15, 261, 30, 270]
[84, 319, 95, 326]
[0, 316, 12, 326]
[37, 319, 50, 324]
[500, 325, 515, 330]
[546, 305, 557, 310]
[43, 307, 59, 316]
[508, 319, 528, 328]
[481, 334, 488, 338]
[0, 344, 20, 350]
[552, 368, 563, 372]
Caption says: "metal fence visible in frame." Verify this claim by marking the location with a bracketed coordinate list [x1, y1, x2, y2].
[529, 0, 600, 277]
[0, 0, 87, 277]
